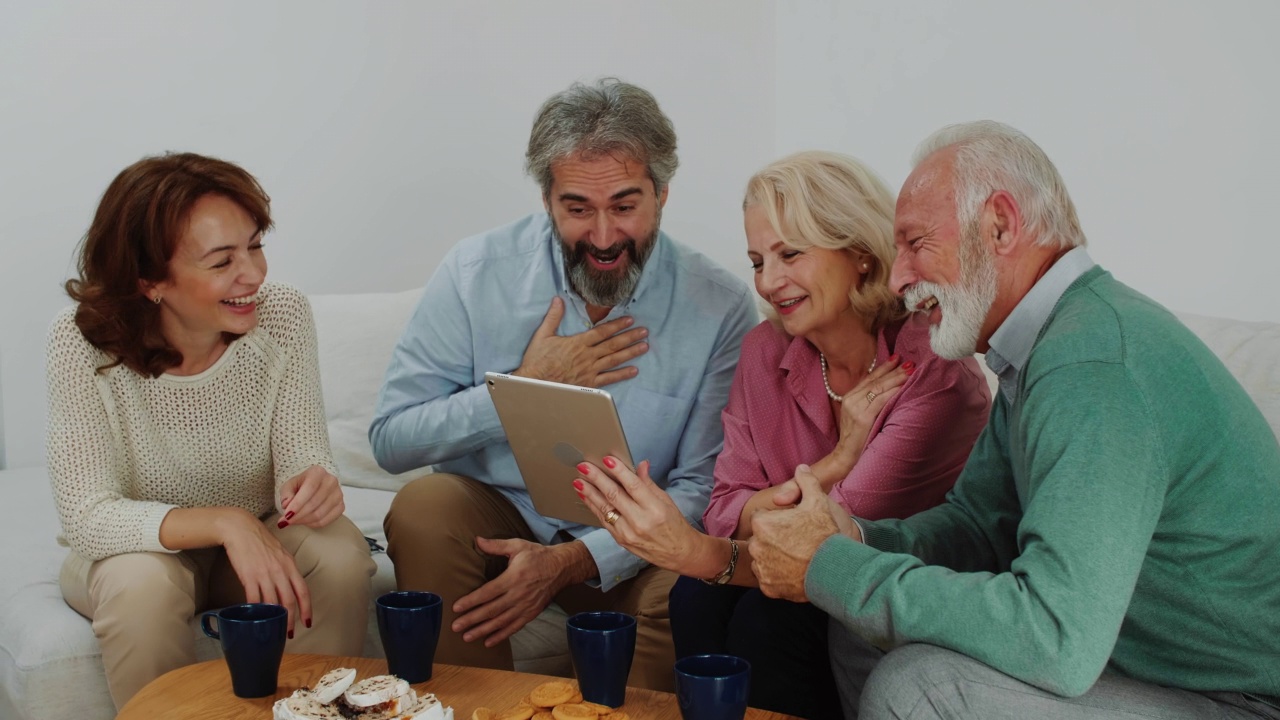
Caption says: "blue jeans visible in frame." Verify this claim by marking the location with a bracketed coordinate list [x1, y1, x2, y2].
[669, 576, 842, 720]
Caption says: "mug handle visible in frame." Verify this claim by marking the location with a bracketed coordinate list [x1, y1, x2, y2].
[200, 610, 221, 640]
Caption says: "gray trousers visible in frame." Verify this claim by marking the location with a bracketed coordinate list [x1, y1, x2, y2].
[830, 624, 1280, 720]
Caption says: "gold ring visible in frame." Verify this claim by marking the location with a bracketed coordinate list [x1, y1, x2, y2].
[866, 390, 878, 402]
[604, 509, 621, 525]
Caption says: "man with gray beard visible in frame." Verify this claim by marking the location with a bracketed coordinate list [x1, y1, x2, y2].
[747, 121, 1280, 718]
[370, 78, 755, 690]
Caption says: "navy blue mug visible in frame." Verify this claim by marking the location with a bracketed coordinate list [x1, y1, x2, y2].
[200, 603, 287, 698]
[566, 611, 636, 708]
[376, 591, 443, 683]
[674, 654, 751, 720]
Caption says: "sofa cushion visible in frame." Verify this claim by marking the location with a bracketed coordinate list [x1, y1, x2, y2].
[310, 287, 425, 492]
[0, 465, 113, 720]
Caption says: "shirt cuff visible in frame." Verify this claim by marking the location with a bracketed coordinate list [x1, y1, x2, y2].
[578, 527, 647, 592]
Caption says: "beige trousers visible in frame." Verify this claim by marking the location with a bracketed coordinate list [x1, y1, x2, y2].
[384, 473, 678, 692]
[60, 512, 376, 710]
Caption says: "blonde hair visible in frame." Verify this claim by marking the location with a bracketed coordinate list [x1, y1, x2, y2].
[743, 150, 904, 332]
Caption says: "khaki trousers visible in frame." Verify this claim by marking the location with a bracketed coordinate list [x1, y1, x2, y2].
[384, 473, 677, 692]
[61, 512, 376, 710]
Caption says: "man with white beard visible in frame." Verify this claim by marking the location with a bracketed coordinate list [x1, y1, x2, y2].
[746, 121, 1280, 719]
[371, 78, 755, 691]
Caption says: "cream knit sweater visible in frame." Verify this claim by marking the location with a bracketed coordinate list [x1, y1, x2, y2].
[46, 282, 336, 562]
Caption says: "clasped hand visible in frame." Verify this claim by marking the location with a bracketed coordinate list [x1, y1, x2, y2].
[749, 465, 859, 602]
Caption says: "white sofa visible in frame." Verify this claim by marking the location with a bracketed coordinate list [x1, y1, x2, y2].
[1, 291, 1277, 720]
[0, 286, 571, 720]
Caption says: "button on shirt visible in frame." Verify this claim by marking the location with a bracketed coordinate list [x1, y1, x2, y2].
[370, 213, 757, 590]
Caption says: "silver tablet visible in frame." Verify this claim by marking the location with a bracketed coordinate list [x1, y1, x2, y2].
[485, 372, 635, 528]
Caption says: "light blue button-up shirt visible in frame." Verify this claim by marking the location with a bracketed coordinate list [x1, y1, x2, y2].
[985, 247, 1096, 402]
[370, 213, 757, 590]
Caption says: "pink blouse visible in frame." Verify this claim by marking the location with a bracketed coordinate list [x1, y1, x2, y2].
[703, 313, 991, 537]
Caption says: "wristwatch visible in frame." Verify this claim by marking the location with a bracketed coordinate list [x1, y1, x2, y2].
[702, 538, 738, 585]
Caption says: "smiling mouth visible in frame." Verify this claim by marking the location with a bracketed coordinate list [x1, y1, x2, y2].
[777, 296, 806, 308]
[221, 294, 257, 307]
[916, 296, 938, 312]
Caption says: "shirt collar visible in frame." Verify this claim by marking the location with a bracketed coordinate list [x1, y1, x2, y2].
[985, 247, 1095, 399]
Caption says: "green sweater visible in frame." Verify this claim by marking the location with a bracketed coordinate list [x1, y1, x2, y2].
[808, 267, 1280, 697]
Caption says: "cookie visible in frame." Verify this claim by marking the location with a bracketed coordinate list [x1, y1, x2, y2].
[550, 703, 597, 720]
[471, 709, 495, 720]
[495, 705, 536, 720]
[599, 712, 629, 720]
[529, 681, 577, 708]
[533, 713, 555, 720]
[580, 702, 613, 714]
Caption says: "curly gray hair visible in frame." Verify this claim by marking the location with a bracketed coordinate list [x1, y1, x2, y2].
[525, 78, 678, 198]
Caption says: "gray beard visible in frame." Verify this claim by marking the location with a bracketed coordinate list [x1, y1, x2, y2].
[903, 221, 998, 360]
[554, 213, 659, 308]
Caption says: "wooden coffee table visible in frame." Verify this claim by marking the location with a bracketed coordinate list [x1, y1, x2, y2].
[117, 653, 802, 719]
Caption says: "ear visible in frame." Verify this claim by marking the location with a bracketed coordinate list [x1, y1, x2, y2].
[137, 278, 159, 303]
[846, 249, 873, 274]
[984, 190, 1022, 257]
[657, 184, 669, 209]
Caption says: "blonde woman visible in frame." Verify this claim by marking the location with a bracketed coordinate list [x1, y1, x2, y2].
[575, 151, 991, 719]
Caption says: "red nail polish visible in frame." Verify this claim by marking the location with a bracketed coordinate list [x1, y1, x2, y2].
[577, 463, 589, 474]
[889, 354, 899, 363]
[277, 521, 288, 529]
[285, 511, 295, 521]
[305, 618, 312, 629]
[288, 630, 294, 640]
[603, 456, 617, 469]
[902, 361, 915, 370]
[572, 479, 584, 491]
[906, 367, 916, 376]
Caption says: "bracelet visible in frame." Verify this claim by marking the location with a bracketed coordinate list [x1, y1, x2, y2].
[702, 538, 738, 585]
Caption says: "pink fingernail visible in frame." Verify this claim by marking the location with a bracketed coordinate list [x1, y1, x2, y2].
[905, 367, 916, 376]
[277, 521, 289, 529]
[902, 361, 915, 371]
[889, 354, 899, 363]
[576, 463, 589, 474]
[603, 456, 617, 469]
[572, 479, 585, 491]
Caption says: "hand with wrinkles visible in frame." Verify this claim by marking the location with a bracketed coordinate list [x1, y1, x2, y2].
[514, 297, 649, 387]
[451, 538, 594, 647]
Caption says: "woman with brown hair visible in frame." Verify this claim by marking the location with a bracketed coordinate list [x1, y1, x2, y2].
[47, 152, 375, 709]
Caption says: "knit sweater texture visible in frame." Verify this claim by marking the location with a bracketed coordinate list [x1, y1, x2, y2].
[46, 282, 335, 561]
[807, 267, 1280, 697]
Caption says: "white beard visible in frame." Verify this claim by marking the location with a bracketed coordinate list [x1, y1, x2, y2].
[903, 225, 997, 360]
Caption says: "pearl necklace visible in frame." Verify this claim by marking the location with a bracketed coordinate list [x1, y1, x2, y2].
[820, 352, 877, 403]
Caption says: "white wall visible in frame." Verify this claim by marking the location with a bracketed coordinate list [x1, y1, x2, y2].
[4, 1, 1278, 469]
[0, 1, 776, 468]
[775, 1, 1280, 323]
